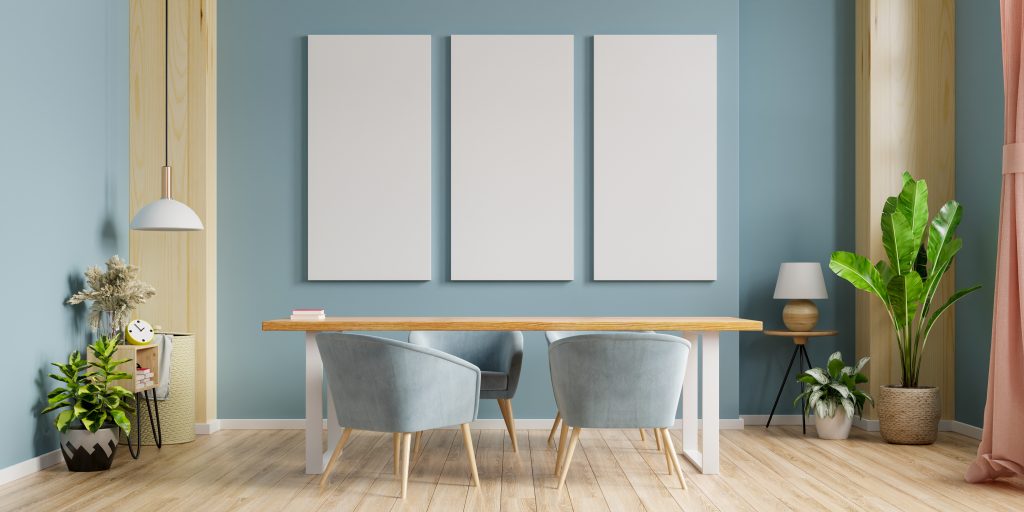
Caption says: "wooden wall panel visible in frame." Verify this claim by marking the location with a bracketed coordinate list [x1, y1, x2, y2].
[855, 0, 955, 419]
[129, 0, 217, 425]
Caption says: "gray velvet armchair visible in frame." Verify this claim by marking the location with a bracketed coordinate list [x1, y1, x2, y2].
[408, 330, 524, 451]
[548, 332, 691, 490]
[544, 331, 659, 452]
[316, 333, 481, 497]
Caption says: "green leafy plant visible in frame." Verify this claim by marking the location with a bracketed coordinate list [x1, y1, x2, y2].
[795, 352, 873, 418]
[829, 172, 981, 387]
[41, 335, 135, 434]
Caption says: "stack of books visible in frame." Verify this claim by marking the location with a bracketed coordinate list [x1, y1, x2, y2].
[136, 367, 154, 389]
[291, 308, 326, 321]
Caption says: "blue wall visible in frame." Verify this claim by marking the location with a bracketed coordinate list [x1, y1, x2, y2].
[955, 0, 1003, 428]
[0, 2, 127, 469]
[738, 0, 855, 416]
[217, 0, 741, 421]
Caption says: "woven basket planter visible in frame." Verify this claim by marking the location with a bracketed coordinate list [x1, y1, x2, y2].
[877, 385, 940, 445]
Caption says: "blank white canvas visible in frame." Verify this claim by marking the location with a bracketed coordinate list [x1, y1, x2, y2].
[450, 35, 574, 281]
[593, 35, 717, 281]
[307, 35, 431, 280]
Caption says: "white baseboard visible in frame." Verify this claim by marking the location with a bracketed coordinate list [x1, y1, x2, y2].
[743, 414, 984, 440]
[0, 449, 62, 486]
[949, 421, 983, 440]
[216, 418, 745, 430]
[741, 414, 817, 426]
[194, 419, 222, 435]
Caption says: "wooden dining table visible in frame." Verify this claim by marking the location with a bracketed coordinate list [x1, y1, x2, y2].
[261, 316, 762, 475]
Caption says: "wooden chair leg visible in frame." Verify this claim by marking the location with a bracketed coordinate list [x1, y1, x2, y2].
[414, 431, 424, 459]
[654, 428, 662, 451]
[660, 428, 687, 490]
[393, 433, 401, 476]
[497, 399, 519, 452]
[556, 427, 582, 490]
[547, 411, 562, 446]
[319, 427, 353, 486]
[400, 432, 412, 499]
[639, 428, 646, 442]
[554, 421, 570, 475]
[660, 428, 673, 475]
[460, 423, 481, 488]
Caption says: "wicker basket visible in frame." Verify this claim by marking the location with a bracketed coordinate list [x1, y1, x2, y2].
[121, 334, 196, 445]
[877, 385, 940, 445]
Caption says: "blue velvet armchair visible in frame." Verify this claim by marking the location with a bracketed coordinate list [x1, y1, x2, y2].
[408, 330, 524, 451]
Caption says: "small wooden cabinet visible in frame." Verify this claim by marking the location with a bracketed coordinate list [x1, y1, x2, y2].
[88, 344, 160, 393]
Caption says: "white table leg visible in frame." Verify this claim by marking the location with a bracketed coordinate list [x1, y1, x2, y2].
[305, 331, 325, 474]
[681, 331, 699, 456]
[700, 331, 720, 474]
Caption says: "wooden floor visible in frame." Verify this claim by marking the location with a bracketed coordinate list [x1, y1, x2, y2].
[2, 426, 1022, 511]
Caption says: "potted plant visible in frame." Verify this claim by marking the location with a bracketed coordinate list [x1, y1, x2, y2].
[41, 335, 135, 471]
[67, 255, 156, 337]
[794, 352, 873, 440]
[829, 172, 980, 444]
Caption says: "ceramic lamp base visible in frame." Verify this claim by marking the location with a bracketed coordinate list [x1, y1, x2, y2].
[783, 299, 819, 331]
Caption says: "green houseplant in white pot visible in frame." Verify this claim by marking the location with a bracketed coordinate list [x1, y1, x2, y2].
[794, 352, 873, 440]
[41, 335, 135, 471]
[829, 172, 980, 444]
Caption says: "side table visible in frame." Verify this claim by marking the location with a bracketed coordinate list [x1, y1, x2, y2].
[762, 329, 838, 434]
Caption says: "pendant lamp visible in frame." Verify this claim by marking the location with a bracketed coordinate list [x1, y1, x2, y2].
[130, 0, 203, 231]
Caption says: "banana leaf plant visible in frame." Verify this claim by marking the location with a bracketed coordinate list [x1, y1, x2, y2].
[829, 172, 981, 388]
[41, 335, 135, 434]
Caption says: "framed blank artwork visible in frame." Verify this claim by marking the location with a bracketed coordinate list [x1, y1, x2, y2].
[450, 35, 575, 281]
[307, 35, 432, 280]
[593, 35, 718, 281]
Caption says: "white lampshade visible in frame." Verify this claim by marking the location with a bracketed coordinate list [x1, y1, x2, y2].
[130, 198, 204, 231]
[773, 262, 828, 300]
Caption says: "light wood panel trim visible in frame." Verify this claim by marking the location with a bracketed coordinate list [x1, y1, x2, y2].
[855, 0, 956, 419]
[261, 316, 763, 332]
[129, 0, 217, 424]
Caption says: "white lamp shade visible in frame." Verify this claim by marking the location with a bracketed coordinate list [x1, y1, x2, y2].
[774, 262, 828, 299]
[130, 198, 204, 231]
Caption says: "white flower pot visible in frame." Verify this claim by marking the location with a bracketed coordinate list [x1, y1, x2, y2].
[815, 408, 853, 440]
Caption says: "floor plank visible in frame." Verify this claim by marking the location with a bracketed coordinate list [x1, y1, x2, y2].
[2, 427, 1022, 512]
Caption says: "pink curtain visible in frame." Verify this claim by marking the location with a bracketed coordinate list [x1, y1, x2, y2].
[965, 0, 1024, 484]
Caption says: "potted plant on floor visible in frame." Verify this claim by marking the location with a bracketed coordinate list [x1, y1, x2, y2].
[829, 172, 981, 444]
[41, 335, 135, 471]
[794, 352, 873, 440]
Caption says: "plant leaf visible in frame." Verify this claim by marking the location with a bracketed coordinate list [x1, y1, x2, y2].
[887, 273, 924, 328]
[829, 252, 888, 301]
[805, 368, 830, 385]
[923, 201, 964, 307]
[828, 357, 844, 379]
[897, 172, 929, 250]
[881, 210, 918, 275]
[110, 410, 131, 435]
[55, 410, 74, 432]
[922, 285, 983, 342]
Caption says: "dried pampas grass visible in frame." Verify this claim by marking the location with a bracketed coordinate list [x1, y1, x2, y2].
[68, 255, 156, 334]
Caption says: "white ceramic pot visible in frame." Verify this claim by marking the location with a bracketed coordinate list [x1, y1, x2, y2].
[815, 407, 853, 440]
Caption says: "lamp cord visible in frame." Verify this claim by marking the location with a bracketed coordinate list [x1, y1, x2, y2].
[164, 0, 169, 168]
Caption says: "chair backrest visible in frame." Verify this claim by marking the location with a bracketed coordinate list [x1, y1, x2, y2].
[408, 331, 522, 372]
[548, 332, 690, 429]
[545, 330, 656, 345]
[317, 333, 480, 433]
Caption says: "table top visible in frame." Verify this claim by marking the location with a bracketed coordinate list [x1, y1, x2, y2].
[763, 329, 838, 337]
[262, 316, 763, 332]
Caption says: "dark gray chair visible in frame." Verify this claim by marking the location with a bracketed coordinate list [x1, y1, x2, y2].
[316, 333, 481, 497]
[548, 332, 690, 490]
[408, 331, 524, 451]
[544, 331, 660, 458]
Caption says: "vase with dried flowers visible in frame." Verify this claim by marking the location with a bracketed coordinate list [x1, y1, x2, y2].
[68, 255, 156, 338]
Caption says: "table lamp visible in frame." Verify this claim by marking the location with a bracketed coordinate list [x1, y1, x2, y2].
[773, 262, 828, 331]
